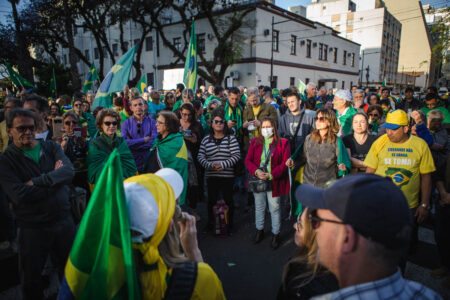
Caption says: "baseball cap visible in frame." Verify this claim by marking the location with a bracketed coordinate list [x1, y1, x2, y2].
[382, 109, 409, 130]
[296, 174, 412, 249]
[124, 168, 183, 243]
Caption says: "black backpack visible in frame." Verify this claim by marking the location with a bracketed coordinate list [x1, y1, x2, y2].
[164, 261, 198, 300]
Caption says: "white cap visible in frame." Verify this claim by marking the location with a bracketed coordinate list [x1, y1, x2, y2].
[124, 168, 183, 243]
[335, 89, 352, 102]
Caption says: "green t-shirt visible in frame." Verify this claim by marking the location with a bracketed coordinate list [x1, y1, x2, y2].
[22, 142, 41, 164]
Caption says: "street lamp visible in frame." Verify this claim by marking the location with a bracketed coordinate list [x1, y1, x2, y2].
[270, 17, 292, 88]
[360, 49, 381, 86]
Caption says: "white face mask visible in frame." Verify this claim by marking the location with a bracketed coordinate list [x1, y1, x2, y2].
[261, 127, 273, 138]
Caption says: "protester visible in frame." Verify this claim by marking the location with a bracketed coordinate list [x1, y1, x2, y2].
[295, 174, 442, 299]
[333, 89, 357, 137]
[121, 97, 157, 172]
[380, 87, 398, 110]
[343, 113, 377, 173]
[398, 87, 422, 112]
[365, 109, 436, 250]
[0, 97, 22, 152]
[302, 82, 317, 102]
[352, 89, 368, 113]
[23, 94, 53, 141]
[277, 207, 339, 299]
[172, 83, 185, 111]
[204, 85, 225, 109]
[82, 100, 91, 113]
[198, 109, 240, 232]
[0, 108, 75, 300]
[421, 93, 450, 125]
[124, 169, 226, 300]
[50, 102, 61, 118]
[367, 104, 384, 135]
[145, 111, 188, 205]
[287, 109, 350, 188]
[148, 90, 166, 119]
[245, 117, 290, 249]
[71, 97, 97, 139]
[426, 110, 449, 171]
[224, 87, 244, 144]
[60, 111, 89, 192]
[164, 91, 176, 111]
[87, 109, 137, 184]
[243, 93, 278, 140]
[368, 93, 380, 106]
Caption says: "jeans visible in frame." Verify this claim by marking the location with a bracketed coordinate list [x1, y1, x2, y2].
[254, 191, 281, 234]
[19, 216, 76, 300]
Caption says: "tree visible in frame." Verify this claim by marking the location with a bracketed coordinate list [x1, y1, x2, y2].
[429, 6, 450, 83]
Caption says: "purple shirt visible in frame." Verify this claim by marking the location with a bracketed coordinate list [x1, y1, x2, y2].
[121, 115, 157, 171]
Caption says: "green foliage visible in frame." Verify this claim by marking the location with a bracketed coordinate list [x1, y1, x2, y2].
[34, 64, 74, 97]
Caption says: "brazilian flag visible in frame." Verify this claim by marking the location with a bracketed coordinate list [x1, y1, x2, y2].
[58, 149, 141, 300]
[82, 65, 99, 93]
[93, 46, 137, 110]
[135, 73, 147, 94]
[183, 20, 197, 90]
[4, 62, 34, 90]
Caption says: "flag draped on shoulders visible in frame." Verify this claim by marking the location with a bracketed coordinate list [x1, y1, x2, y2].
[93, 46, 137, 110]
[183, 20, 197, 90]
[58, 149, 141, 300]
[152, 132, 188, 205]
[82, 65, 99, 93]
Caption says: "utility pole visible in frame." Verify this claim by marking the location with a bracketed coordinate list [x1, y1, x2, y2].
[365, 65, 370, 86]
[360, 49, 365, 85]
[270, 16, 274, 88]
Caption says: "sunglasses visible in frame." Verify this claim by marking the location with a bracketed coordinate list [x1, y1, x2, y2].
[103, 121, 118, 127]
[308, 210, 345, 230]
[213, 119, 224, 124]
[64, 121, 78, 126]
[314, 116, 326, 122]
[14, 125, 36, 133]
[73, 103, 82, 107]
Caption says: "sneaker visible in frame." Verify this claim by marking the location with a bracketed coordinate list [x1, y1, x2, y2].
[431, 266, 449, 278]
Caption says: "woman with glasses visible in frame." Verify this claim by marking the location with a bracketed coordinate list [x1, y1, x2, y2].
[179, 103, 203, 215]
[245, 116, 290, 249]
[278, 208, 338, 300]
[87, 109, 137, 185]
[367, 105, 384, 135]
[163, 92, 176, 112]
[343, 113, 377, 173]
[198, 108, 241, 232]
[59, 112, 89, 192]
[287, 109, 350, 188]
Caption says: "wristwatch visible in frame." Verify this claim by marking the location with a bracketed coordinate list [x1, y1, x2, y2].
[420, 203, 428, 209]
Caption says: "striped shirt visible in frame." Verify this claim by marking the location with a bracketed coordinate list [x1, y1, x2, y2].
[197, 134, 240, 178]
[313, 270, 442, 300]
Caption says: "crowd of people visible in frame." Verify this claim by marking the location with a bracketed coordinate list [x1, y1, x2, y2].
[0, 81, 448, 299]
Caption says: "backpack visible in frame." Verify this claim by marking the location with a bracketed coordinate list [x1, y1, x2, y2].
[164, 261, 198, 300]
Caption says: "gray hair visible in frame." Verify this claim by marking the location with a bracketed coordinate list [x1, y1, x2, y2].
[247, 86, 259, 96]
[353, 89, 365, 97]
[306, 82, 316, 89]
[335, 89, 352, 102]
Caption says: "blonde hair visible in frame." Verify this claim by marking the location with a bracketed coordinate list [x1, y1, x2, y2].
[310, 109, 339, 144]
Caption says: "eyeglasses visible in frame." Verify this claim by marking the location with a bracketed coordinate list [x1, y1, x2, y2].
[14, 125, 36, 133]
[213, 119, 224, 125]
[103, 121, 118, 127]
[308, 210, 345, 230]
[314, 116, 326, 122]
[368, 113, 379, 117]
[64, 121, 78, 126]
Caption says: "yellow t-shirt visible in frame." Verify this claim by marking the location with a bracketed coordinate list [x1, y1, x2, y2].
[364, 134, 436, 208]
[191, 262, 226, 300]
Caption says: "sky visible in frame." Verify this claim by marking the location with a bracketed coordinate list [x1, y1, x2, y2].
[276, 0, 449, 10]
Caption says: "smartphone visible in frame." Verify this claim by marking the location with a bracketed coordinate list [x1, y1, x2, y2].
[52, 117, 63, 140]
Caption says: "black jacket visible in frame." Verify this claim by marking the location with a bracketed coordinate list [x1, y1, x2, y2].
[0, 140, 74, 228]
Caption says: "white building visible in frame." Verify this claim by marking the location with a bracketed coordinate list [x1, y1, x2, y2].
[57, 1, 360, 91]
[306, 0, 401, 87]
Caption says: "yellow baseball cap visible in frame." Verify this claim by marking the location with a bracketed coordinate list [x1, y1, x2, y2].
[383, 109, 409, 130]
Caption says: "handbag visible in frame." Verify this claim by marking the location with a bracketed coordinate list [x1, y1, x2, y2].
[248, 144, 274, 193]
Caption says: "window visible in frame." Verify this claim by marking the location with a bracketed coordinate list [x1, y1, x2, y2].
[272, 30, 279, 52]
[197, 33, 206, 54]
[341, 80, 345, 89]
[94, 47, 99, 59]
[173, 37, 181, 55]
[305, 78, 310, 84]
[334, 48, 338, 63]
[84, 49, 90, 61]
[271, 76, 278, 88]
[343, 50, 347, 65]
[63, 55, 67, 65]
[147, 72, 154, 87]
[112, 43, 118, 56]
[145, 36, 153, 51]
[122, 42, 129, 53]
[319, 43, 323, 60]
[290, 77, 295, 86]
[324, 44, 328, 61]
[306, 39, 311, 58]
[134, 39, 140, 46]
[291, 35, 297, 55]
[351, 53, 355, 67]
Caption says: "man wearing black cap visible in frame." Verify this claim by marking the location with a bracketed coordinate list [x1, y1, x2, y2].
[295, 174, 441, 299]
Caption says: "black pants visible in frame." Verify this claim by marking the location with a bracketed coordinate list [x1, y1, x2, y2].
[434, 203, 450, 268]
[207, 177, 235, 228]
[19, 216, 76, 300]
[0, 189, 15, 242]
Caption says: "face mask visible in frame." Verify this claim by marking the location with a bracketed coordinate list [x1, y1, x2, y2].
[261, 128, 273, 138]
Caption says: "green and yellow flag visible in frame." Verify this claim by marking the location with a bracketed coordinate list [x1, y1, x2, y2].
[49, 67, 57, 97]
[82, 65, 99, 93]
[135, 73, 147, 94]
[5, 62, 34, 89]
[298, 79, 306, 100]
[93, 46, 136, 110]
[58, 149, 140, 300]
[183, 20, 197, 90]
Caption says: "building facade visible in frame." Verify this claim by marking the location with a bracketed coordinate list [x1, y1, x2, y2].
[56, 1, 360, 91]
[306, 0, 401, 87]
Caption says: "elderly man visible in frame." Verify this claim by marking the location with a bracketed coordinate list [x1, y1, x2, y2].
[0, 108, 75, 300]
[352, 89, 368, 113]
[122, 97, 157, 172]
[243, 93, 278, 139]
[296, 174, 442, 299]
[365, 109, 436, 249]
[333, 89, 357, 136]
[302, 82, 317, 102]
